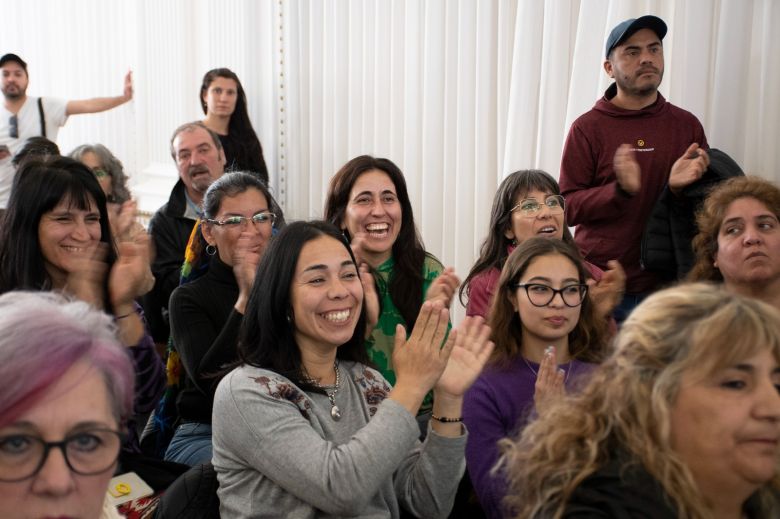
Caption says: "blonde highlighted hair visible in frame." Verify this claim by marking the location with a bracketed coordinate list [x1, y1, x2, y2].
[500, 282, 780, 519]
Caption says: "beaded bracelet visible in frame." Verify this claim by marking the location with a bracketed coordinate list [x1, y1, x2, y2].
[431, 414, 463, 423]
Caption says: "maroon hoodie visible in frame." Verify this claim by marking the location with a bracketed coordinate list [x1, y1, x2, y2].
[559, 84, 707, 293]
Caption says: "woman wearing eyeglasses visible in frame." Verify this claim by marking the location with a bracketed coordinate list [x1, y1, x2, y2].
[460, 170, 625, 321]
[164, 172, 285, 466]
[0, 291, 134, 519]
[462, 238, 608, 519]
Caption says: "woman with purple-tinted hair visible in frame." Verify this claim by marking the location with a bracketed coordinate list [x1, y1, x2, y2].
[0, 291, 135, 519]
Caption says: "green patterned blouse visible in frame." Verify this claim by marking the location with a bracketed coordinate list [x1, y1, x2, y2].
[365, 254, 445, 415]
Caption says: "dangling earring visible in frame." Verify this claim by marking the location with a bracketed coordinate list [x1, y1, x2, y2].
[206, 245, 217, 256]
[511, 238, 518, 246]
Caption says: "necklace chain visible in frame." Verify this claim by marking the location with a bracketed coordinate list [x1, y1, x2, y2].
[302, 360, 342, 421]
[522, 354, 572, 385]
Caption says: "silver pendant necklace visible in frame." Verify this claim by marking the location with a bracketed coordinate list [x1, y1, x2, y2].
[303, 361, 342, 421]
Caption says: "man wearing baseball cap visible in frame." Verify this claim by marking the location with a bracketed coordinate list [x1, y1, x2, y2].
[558, 15, 710, 322]
[0, 53, 133, 209]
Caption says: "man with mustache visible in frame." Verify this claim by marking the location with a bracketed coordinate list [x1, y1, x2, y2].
[559, 15, 710, 323]
[0, 53, 132, 212]
[144, 122, 226, 342]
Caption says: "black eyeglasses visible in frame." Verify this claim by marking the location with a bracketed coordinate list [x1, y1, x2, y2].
[513, 282, 587, 307]
[207, 211, 276, 228]
[0, 428, 124, 482]
[9, 115, 18, 139]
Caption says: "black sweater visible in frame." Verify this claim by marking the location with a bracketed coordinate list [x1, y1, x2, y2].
[169, 256, 242, 424]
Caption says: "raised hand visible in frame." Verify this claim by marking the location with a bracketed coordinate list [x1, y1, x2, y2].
[108, 233, 152, 310]
[64, 242, 109, 308]
[233, 230, 263, 313]
[425, 267, 461, 308]
[587, 259, 626, 318]
[359, 263, 380, 336]
[389, 301, 452, 414]
[112, 200, 135, 241]
[613, 144, 641, 195]
[434, 316, 494, 398]
[669, 143, 709, 194]
[123, 70, 134, 101]
[533, 346, 566, 415]
[349, 231, 369, 266]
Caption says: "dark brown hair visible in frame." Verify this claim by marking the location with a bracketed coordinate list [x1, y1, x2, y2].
[488, 237, 607, 367]
[324, 155, 428, 328]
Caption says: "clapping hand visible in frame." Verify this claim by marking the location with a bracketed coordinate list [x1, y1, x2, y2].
[425, 267, 460, 308]
[434, 316, 494, 398]
[233, 230, 264, 313]
[669, 143, 709, 194]
[533, 346, 566, 415]
[587, 259, 625, 318]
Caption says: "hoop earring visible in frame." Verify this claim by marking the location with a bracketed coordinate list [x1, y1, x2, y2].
[206, 245, 217, 256]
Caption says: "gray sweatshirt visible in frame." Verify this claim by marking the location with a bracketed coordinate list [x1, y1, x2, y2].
[212, 361, 466, 518]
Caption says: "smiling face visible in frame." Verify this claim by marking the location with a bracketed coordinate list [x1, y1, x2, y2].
[202, 76, 238, 119]
[0, 360, 120, 519]
[342, 170, 402, 267]
[510, 253, 582, 346]
[38, 195, 102, 289]
[201, 188, 273, 267]
[670, 349, 780, 501]
[291, 235, 363, 355]
[172, 126, 226, 201]
[605, 28, 664, 98]
[715, 197, 780, 290]
[505, 188, 565, 245]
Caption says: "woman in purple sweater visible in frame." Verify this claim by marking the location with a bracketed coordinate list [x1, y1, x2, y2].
[462, 238, 608, 518]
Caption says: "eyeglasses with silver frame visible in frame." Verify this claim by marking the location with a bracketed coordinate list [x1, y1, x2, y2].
[207, 211, 276, 228]
[513, 282, 587, 308]
[510, 194, 565, 218]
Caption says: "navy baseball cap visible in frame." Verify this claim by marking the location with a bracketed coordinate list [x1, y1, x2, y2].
[0, 53, 27, 72]
[605, 16, 667, 58]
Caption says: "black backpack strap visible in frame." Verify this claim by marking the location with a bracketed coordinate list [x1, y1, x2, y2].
[37, 97, 46, 138]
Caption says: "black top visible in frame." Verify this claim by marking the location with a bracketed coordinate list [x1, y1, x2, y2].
[563, 457, 764, 519]
[169, 256, 242, 424]
[218, 132, 269, 185]
[144, 179, 197, 342]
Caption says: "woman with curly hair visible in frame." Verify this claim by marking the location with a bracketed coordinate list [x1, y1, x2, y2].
[501, 282, 780, 518]
[200, 68, 268, 184]
[689, 175, 780, 311]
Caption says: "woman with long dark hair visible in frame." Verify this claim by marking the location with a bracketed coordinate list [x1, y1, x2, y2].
[324, 155, 460, 422]
[212, 220, 493, 517]
[460, 169, 624, 321]
[463, 238, 608, 518]
[0, 157, 164, 454]
[200, 68, 268, 183]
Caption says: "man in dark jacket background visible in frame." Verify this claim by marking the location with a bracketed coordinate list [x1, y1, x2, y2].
[144, 122, 226, 342]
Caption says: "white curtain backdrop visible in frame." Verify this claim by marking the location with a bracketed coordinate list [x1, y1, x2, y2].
[2, 0, 779, 322]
